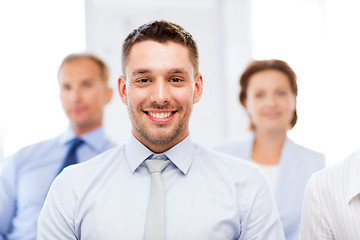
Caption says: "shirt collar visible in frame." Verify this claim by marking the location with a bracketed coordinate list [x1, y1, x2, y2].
[125, 134, 195, 175]
[59, 125, 107, 152]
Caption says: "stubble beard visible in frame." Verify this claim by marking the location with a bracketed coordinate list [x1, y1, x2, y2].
[128, 104, 192, 146]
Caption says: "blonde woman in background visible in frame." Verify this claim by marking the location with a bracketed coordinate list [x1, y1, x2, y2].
[215, 59, 325, 240]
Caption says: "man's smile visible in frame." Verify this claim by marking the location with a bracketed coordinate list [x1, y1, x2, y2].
[145, 110, 176, 123]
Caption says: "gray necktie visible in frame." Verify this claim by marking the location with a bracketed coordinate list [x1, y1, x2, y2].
[144, 157, 170, 240]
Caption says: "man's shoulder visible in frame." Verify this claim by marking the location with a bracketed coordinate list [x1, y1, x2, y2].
[6, 136, 60, 164]
[23, 136, 59, 150]
[195, 142, 260, 174]
[212, 136, 252, 159]
[63, 144, 125, 174]
[213, 140, 245, 152]
[103, 138, 117, 149]
[52, 145, 126, 195]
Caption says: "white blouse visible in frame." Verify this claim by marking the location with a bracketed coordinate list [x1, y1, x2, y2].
[252, 161, 280, 189]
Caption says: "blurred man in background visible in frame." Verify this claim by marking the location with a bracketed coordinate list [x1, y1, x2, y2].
[0, 53, 115, 240]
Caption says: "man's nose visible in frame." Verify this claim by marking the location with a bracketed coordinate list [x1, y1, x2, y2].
[70, 87, 82, 102]
[150, 80, 170, 105]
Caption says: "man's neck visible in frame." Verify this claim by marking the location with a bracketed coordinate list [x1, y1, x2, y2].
[72, 122, 102, 137]
[133, 132, 189, 154]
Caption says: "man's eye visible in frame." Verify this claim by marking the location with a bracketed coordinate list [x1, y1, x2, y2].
[62, 85, 71, 91]
[170, 78, 182, 82]
[138, 78, 150, 83]
[83, 81, 92, 87]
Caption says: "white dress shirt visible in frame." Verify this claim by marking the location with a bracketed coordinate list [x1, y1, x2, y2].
[37, 134, 285, 240]
[301, 150, 360, 240]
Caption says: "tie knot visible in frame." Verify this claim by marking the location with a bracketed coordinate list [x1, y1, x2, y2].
[145, 159, 170, 174]
[70, 138, 84, 151]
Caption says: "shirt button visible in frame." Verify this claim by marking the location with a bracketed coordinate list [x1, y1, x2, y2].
[156, 156, 161, 160]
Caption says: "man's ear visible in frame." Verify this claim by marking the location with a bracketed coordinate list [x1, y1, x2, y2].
[105, 87, 113, 104]
[118, 76, 128, 104]
[193, 73, 203, 104]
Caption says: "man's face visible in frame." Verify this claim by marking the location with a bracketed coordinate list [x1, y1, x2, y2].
[59, 58, 112, 135]
[118, 40, 203, 153]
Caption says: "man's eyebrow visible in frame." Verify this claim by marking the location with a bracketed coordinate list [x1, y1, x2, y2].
[130, 68, 191, 76]
[81, 78, 94, 82]
[131, 69, 151, 75]
[168, 68, 190, 75]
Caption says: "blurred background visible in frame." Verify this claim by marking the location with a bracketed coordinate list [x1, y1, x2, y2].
[1, 0, 360, 168]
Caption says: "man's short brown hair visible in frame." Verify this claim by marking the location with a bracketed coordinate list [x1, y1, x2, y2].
[58, 53, 109, 85]
[122, 20, 199, 77]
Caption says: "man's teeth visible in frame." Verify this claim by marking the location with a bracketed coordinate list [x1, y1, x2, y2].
[149, 112, 172, 119]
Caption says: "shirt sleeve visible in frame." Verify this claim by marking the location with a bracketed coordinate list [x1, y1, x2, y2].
[300, 174, 334, 239]
[239, 168, 286, 240]
[0, 156, 18, 238]
[37, 169, 78, 240]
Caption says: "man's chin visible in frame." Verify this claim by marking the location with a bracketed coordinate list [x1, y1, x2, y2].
[71, 120, 88, 128]
[70, 119, 100, 132]
[138, 129, 177, 145]
[144, 135, 175, 146]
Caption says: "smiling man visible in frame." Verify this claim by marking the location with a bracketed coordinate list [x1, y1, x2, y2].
[0, 53, 115, 240]
[121, 39, 202, 153]
[37, 20, 285, 239]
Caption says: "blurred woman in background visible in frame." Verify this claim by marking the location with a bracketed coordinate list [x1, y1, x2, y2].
[214, 59, 325, 240]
